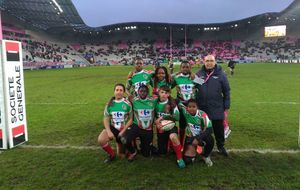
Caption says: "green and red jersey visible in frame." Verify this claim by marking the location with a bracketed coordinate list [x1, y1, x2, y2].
[132, 96, 158, 130]
[150, 78, 172, 96]
[179, 104, 212, 137]
[155, 99, 179, 122]
[104, 98, 132, 130]
[172, 73, 195, 103]
[126, 69, 153, 96]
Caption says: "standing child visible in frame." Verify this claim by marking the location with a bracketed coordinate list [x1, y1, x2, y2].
[126, 57, 153, 99]
[172, 60, 196, 145]
[151, 66, 172, 96]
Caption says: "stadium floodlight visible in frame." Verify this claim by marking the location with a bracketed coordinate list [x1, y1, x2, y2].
[51, 0, 63, 13]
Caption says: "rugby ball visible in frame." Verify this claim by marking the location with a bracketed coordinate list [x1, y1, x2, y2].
[161, 120, 176, 131]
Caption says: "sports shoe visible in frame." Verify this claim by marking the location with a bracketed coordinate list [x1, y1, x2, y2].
[103, 155, 115, 163]
[177, 159, 186, 168]
[218, 147, 229, 157]
[127, 150, 137, 162]
[203, 156, 213, 167]
[224, 127, 231, 139]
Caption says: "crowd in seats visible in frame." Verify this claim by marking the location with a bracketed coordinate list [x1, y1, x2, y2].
[2, 23, 88, 67]
[238, 37, 300, 61]
[78, 40, 155, 64]
[3, 24, 300, 67]
[75, 38, 300, 64]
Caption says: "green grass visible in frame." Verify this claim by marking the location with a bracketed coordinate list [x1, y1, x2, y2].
[1, 63, 300, 189]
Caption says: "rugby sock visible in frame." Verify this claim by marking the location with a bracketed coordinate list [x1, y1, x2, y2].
[172, 143, 183, 160]
[102, 143, 115, 157]
[223, 111, 229, 129]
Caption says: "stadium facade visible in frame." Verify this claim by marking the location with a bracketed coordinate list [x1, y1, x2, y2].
[1, 0, 300, 67]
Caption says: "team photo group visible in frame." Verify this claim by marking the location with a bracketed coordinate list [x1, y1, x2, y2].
[98, 54, 231, 168]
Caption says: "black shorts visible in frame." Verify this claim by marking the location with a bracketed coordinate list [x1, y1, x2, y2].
[124, 124, 153, 157]
[157, 127, 178, 154]
[184, 136, 195, 146]
[184, 134, 214, 157]
[110, 126, 122, 144]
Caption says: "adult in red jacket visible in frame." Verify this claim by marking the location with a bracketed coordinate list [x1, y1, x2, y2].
[194, 55, 231, 156]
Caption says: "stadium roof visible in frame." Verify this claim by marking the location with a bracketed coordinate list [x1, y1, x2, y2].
[72, 0, 293, 27]
[0, 0, 300, 35]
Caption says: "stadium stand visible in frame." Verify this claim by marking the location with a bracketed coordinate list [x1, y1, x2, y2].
[1, 0, 300, 68]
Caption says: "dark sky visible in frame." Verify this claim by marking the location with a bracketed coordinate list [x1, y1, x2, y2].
[72, 0, 293, 27]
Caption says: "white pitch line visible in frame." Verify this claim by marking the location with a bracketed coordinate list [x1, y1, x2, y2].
[27, 102, 88, 105]
[255, 102, 300, 105]
[20, 145, 99, 150]
[228, 148, 300, 154]
[19, 145, 300, 154]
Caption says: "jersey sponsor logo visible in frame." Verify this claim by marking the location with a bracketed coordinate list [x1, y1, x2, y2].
[137, 109, 153, 129]
[188, 123, 201, 136]
[179, 84, 193, 100]
[143, 74, 148, 79]
[122, 104, 127, 110]
[181, 84, 192, 90]
[157, 112, 165, 118]
[134, 81, 147, 92]
[139, 109, 150, 116]
[180, 84, 193, 93]
[112, 111, 125, 130]
[113, 112, 123, 118]
[138, 109, 152, 121]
